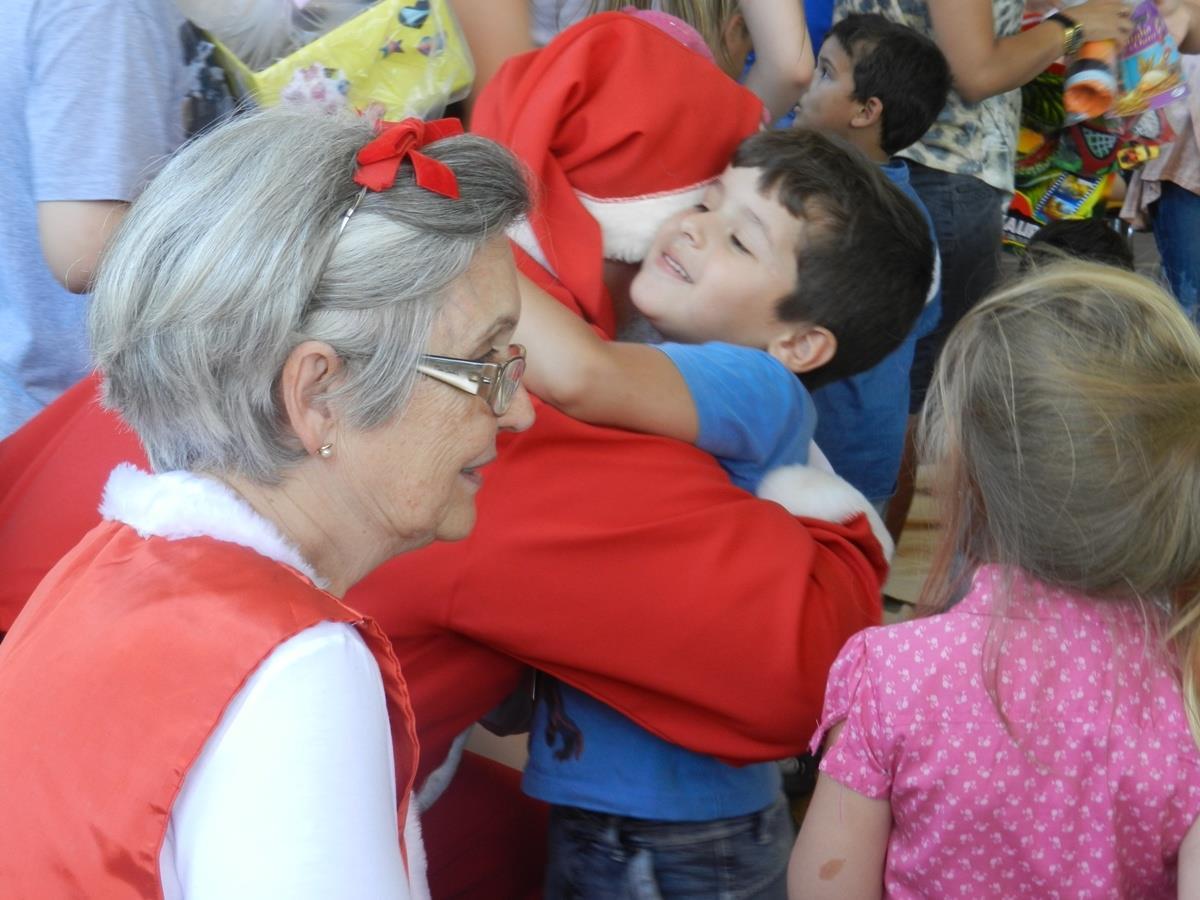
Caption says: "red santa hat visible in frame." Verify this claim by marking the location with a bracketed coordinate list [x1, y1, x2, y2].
[471, 12, 764, 336]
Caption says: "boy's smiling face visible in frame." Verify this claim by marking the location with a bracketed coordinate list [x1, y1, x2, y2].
[794, 36, 862, 135]
[630, 165, 802, 347]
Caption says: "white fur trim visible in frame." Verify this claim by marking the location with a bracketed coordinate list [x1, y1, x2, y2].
[579, 184, 709, 263]
[413, 726, 470, 812]
[507, 218, 552, 275]
[403, 802, 430, 900]
[807, 440, 835, 474]
[926, 247, 942, 308]
[757, 464, 895, 561]
[99, 463, 324, 586]
[507, 182, 713, 273]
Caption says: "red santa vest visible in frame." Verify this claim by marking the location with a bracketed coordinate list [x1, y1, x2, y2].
[0, 519, 420, 898]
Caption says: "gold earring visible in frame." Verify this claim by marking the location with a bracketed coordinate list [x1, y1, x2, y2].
[318, 443, 334, 459]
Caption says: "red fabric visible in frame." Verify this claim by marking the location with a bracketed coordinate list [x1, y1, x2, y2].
[0, 522, 419, 897]
[355, 117, 464, 197]
[423, 752, 548, 899]
[471, 13, 764, 336]
[0, 374, 143, 627]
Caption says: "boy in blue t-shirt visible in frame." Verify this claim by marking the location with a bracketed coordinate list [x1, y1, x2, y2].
[512, 126, 935, 896]
[793, 12, 952, 512]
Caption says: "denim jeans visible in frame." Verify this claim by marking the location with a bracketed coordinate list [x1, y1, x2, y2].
[1152, 181, 1200, 321]
[544, 795, 793, 899]
[905, 162, 1009, 409]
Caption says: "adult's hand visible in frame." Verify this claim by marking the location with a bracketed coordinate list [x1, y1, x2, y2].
[1066, 0, 1135, 46]
[929, 0, 1130, 104]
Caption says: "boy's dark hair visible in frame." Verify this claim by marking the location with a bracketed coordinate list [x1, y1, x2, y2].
[827, 14, 950, 156]
[1022, 218, 1136, 272]
[733, 128, 934, 387]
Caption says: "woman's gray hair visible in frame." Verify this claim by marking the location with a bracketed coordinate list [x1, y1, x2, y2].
[90, 108, 529, 483]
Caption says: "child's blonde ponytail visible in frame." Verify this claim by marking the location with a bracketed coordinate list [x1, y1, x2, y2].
[919, 262, 1200, 748]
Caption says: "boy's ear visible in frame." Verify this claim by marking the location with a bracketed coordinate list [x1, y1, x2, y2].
[851, 96, 884, 130]
[767, 325, 837, 375]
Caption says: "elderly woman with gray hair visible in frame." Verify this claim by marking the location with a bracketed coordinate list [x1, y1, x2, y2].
[0, 108, 533, 899]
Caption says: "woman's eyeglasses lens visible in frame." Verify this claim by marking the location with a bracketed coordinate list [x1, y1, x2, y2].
[492, 355, 525, 415]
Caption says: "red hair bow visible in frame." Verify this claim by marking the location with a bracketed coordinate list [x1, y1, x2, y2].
[353, 117, 464, 198]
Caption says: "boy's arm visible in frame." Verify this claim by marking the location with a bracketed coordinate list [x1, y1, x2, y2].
[514, 271, 699, 443]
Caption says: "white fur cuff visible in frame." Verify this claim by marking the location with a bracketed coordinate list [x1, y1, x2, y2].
[757, 464, 895, 561]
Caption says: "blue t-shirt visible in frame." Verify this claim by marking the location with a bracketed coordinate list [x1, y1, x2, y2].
[810, 159, 941, 504]
[523, 342, 814, 821]
[0, 1, 227, 437]
[656, 341, 815, 492]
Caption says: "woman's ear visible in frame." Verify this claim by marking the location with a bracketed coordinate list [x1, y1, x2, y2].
[768, 325, 837, 375]
[278, 340, 342, 456]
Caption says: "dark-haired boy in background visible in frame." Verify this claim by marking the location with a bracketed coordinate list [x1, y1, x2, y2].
[794, 12, 950, 515]
[1022, 217, 1136, 272]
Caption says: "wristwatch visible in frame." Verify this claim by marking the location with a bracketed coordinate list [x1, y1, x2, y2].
[1047, 12, 1085, 56]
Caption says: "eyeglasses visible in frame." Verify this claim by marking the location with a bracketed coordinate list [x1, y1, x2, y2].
[417, 344, 526, 415]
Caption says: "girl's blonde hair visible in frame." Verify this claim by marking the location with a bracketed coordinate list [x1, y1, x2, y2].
[919, 262, 1200, 742]
[588, 1, 745, 76]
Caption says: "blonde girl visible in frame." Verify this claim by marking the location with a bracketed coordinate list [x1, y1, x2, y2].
[789, 263, 1200, 898]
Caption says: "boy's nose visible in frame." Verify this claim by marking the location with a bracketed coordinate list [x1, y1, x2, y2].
[679, 211, 704, 246]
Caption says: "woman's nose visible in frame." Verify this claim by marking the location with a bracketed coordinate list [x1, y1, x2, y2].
[498, 382, 535, 433]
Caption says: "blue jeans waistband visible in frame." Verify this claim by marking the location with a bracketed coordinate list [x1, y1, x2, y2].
[552, 794, 787, 849]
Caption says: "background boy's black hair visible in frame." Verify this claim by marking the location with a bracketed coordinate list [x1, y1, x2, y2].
[733, 128, 934, 387]
[1022, 218, 1136, 272]
[827, 13, 951, 156]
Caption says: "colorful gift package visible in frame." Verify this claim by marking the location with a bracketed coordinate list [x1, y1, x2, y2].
[202, 0, 474, 120]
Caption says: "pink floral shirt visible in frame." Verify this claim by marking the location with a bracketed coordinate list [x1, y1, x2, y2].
[813, 565, 1200, 898]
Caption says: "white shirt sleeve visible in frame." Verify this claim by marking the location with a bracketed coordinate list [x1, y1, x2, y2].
[159, 621, 409, 900]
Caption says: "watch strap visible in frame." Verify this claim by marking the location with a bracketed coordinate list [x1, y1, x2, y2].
[1047, 12, 1085, 56]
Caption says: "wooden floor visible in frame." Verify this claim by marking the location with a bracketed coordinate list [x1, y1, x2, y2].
[882, 464, 939, 621]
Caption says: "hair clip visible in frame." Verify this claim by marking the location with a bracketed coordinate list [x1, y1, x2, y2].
[353, 117, 464, 198]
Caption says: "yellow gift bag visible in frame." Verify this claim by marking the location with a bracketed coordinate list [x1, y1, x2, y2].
[206, 0, 474, 120]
